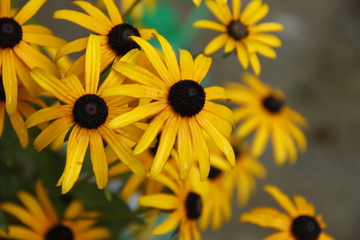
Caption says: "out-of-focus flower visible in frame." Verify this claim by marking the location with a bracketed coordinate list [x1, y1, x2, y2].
[226, 73, 307, 165]
[240, 185, 335, 240]
[0, 181, 110, 240]
[194, 0, 283, 75]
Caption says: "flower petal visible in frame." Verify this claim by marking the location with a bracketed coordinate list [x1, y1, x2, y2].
[14, 0, 46, 25]
[205, 86, 228, 100]
[0, 0, 10, 17]
[205, 0, 232, 25]
[177, 119, 193, 179]
[55, 37, 88, 61]
[248, 22, 284, 33]
[85, 34, 101, 94]
[264, 185, 298, 217]
[204, 34, 228, 55]
[103, 0, 123, 25]
[138, 194, 180, 210]
[9, 111, 28, 148]
[22, 33, 66, 49]
[89, 130, 108, 189]
[152, 211, 181, 235]
[193, 20, 227, 32]
[236, 42, 249, 69]
[179, 49, 194, 80]
[2, 49, 18, 114]
[193, 53, 212, 83]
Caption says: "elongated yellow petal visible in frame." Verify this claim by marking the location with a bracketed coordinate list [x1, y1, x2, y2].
[90, 130, 108, 189]
[250, 41, 277, 58]
[34, 117, 73, 152]
[249, 53, 261, 75]
[236, 42, 249, 69]
[99, 126, 145, 176]
[14, 0, 46, 25]
[179, 49, 194, 80]
[30, 68, 74, 104]
[224, 38, 236, 53]
[251, 121, 269, 157]
[85, 34, 100, 94]
[55, 37, 88, 61]
[134, 107, 172, 154]
[240, 0, 262, 23]
[61, 74, 85, 99]
[2, 49, 18, 114]
[102, 0, 123, 25]
[178, 119, 193, 179]
[193, 20, 227, 32]
[22, 33, 66, 49]
[193, 54, 212, 83]
[138, 194, 179, 210]
[72, 1, 112, 32]
[9, 111, 28, 148]
[287, 121, 307, 151]
[0, 0, 10, 17]
[263, 232, 292, 240]
[108, 101, 167, 129]
[120, 174, 143, 200]
[155, 33, 180, 83]
[293, 195, 315, 216]
[264, 185, 298, 217]
[244, 3, 269, 25]
[17, 191, 48, 225]
[205, 0, 232, 25]
[242, 72, 269, 93]
[53, 10, 108, 35]
[249, 33, 282, 47]
[248, 22, 284, 33]
[152, 211, 181, 235]
[205, 86, 228, 100]
[139, 28, 157, 40]
[130, 36, 172, 86]
[203, 101, 233, 124]
[1, 225, 41, 240]
[22, 25, 52, 34]
[1, 203, 42, 232]
[102, 84, 165, 100]
[232, 0, 241, 20]
[12, 54, 38, 98]
[151, 115, 180, 177]
[272, 122, 287, 165]
[36, 181, 58, 223]
[204, 34, 228, 55]
[236, 116, 260, 138]
[26, 105, 71, 128]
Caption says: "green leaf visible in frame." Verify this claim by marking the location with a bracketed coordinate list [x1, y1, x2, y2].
[0, 210, 8, 233]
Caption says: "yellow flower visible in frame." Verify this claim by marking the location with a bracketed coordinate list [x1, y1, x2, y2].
[193, 0, 227, 8]
[230, 143, 266, 206]
[0, 181, 110, 240]
[226, 73, 307, 165]
[0, 81, 46, 148]
[120, 0, 156, 24]
[193, 0, 283, 75]
[26, 35, 145, 194]
[102, 33, 235, 181]
[240, 185, 335, 240]
[138, 163, 208, 240]
[54, 0, 156, 76]
[0, 0, 65, 114]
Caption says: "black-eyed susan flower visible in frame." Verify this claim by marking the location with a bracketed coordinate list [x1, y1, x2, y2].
[0, 79, 46, 148]
[102, 33, 235, 181]
[26, 34, 145, 194]
[138, 163, 208, 240]
[0, 0, 65, 114]
[54, 0, 156, 76]
[226, 73, 307, 165]
[0, 181, 110, 240]
[193, 0, 283, 75]
[230, 142, 266, 206]
[240, 185, 335, 240]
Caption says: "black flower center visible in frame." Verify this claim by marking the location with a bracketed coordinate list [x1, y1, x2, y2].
[208, 166, 222, 180]
[107, 23, 141, 56]
[168, 80, 206, 117]
[291, 215, 321, 240]
[262, 95, 284, 113]
[0, 18, 22, 49]
[227, 21, 248, 40]
[45, 225, 74, 240]
[185, 192, 202, 220]
[73, 94, 108, 129]
[0, 76, 5, 102]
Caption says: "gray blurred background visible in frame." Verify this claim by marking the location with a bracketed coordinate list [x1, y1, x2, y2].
[24, 0, 360, 239]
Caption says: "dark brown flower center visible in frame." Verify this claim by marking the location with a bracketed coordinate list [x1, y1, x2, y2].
[45, 225, 74, 240]
[291, 215, 321, 240]
[262, 95, 284, 113]
[208, 166, 222, 180]
[0, 17, 22, 49]
[107, 23, 141, 56]
[168, 80, 206, 117]
[73, 94, 108, 129]
[227, 21, 248, 40]
[185, 192, 202, 220]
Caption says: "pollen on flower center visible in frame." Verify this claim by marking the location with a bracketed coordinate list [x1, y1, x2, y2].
[45, 225, 74, 240]
[208, 166, 222, 180]
[107, 23, 141, 56]
[0, 76, 5, 102]
[185, 192, 202, 220]
[73, 94, 108, 129]
[0, 17, 23, 49]
[262, 95, 284, 113]
[291, 215, 321, 240]
[168, 80, 206, 117]
[227, 21, 248, 40]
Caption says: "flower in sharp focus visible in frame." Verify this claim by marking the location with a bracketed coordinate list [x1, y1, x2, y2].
[102, 33, 235, 181]
[0, 79, 46, 148]
[240, 185, 335, 240]
[0, 181, 110, 240]
[25, 34, 145, 194]
[54, 0, 156, 76]
[0, 0, 65, 114]
[138, 163, 208, 240]
[193, 0, 283, 75]
[226, 73, 307, 165]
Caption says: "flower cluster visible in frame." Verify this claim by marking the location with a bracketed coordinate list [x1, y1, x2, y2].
[0, 0, 334, 240]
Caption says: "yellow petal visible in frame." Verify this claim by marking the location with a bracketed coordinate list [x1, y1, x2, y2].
[55, 37, 88, 61]
[61, 74, 85, 99]
[2, 225, 41, 240]
[177, 119, 193, 179]
[204, 34, 228, 55]
[244, 3, 269, 25]
[193, 20, 227, 32]
[232, 0, 241, 21]
[248, 22, 284, 33]
[138, 194, 179, 210]
[90, 130, 108, 189]
[224, 38, 236, 53]
[120, 174, 144, 200]
[205, 86, 228, 100]
[293, 195, 315, 216]
[103, 0, 123, 25]
[203, 101, 233, 124]
[193, 54, 212, 83]
[22, 33, 66, 49]
[102, 84, 165, 100]
[139, 28, 157, 40]
[26, 105, 71, 128]
[22, 25, 52, 34]
[236, 116, 260, 138]
[152, 211, 181, 235]
[272, 122, 287, 165]
[1, 203, 42, 232]
[12, 54, 38, 98]
[205, 0, 232, 25]
[249, 53, 261, 75]
[85, 34, 101, 94]
[249, 33, 282, 47]
[9, 111, 28, 148]
[14, 0, 46, 25]
[240, 0, 262, 23]
[263, 232, 292, 240]
[251, 121, 269, 157]
[179, 49, 194, 80]
[17, 191, 47, 225]
[0, 0, 10, 17]
[35, 181, 58, 223]
[236, 42, 249, 69]
[2, 49, 18, 114]
[264, 185, 298, 217]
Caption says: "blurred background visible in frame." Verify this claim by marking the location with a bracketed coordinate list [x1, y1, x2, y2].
[6, 0, 360, 239]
